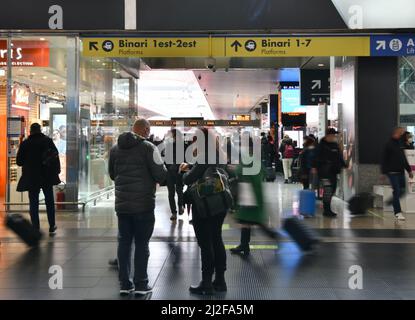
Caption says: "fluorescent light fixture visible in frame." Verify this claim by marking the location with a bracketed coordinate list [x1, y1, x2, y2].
[331, 0, 415, 29]
[318, 64, 325, 67]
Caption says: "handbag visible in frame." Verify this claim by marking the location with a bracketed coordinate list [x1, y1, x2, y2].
[189, 167, 233, 219]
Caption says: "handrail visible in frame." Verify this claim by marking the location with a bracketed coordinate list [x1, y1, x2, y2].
[3, 186, 115, 212]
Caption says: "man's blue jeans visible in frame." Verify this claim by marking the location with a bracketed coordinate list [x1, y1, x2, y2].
[387, 173, 406, 214]
[117, 213, 155, 288]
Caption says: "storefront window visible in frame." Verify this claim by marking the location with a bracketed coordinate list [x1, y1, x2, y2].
[3, 35, 76, 207]
[400, 57, 415, 135]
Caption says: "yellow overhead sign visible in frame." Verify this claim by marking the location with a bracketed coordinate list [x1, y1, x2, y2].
[82, 37, 223, 58]
[225, 36, 371, 57]
[82, 36, 371, 58]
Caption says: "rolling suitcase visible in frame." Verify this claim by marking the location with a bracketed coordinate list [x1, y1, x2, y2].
[299, 190, 316, 216]
[283, 217, 319, 252]
[348, 193, 374, 215]
[5, 214, 43, 247]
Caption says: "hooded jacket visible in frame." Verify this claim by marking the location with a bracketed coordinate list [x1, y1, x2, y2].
[109, 132, 167, 215]
[16, 133, 61, 191]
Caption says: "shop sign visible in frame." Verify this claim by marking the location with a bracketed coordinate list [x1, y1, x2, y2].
[12, 85, 30, 111]
[0, 41, 50, 67]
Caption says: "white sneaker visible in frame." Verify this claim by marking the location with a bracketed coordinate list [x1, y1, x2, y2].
[395, 213, 406, 221]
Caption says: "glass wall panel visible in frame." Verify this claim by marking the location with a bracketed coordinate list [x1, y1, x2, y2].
[79, 45, 139, 199]
[400, 57, 415, 135]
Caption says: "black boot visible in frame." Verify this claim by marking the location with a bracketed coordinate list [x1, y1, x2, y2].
[189, 274, 214, 295]
[323, 202, 337, 218]
[230, 228, 250, 256]
[213, 272, 227, 292]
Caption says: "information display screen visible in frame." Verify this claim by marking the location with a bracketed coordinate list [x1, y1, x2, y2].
[281, 88, 305, 113]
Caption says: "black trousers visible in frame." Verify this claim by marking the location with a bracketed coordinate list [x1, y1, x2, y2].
[240, 227, 251, 248]
[167, 172, 184, 214]
[321, 176, 337, 213]
[117, 213, 155, 288]
[28, 185, 56, 230]
[192, 212, 227, 277]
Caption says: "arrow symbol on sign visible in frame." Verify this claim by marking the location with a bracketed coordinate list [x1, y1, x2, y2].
[89, 42, 99, 51]
[311, 80, 322, 90]
[231, 40, 242, 52]
[376, 40, 386, 51]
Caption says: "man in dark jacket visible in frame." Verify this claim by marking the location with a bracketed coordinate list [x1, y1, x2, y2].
[381, 127, 414, 221]
[109, 118, 167, 296]
[312, 128, 346, 218]
[16, 123, 60, 235]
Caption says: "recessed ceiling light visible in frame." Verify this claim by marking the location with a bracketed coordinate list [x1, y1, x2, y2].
[39, 38, 46, 41]
[31, 72, 36, 76]
[53, 79, 58, 83]
[102, 63, 106, 66]
[96, 59, 101, 63]
[42, 76, 47, 80]
[19, 68, 23, 72]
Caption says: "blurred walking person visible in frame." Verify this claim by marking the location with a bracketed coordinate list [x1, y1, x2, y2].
[381, 127, 414, 221]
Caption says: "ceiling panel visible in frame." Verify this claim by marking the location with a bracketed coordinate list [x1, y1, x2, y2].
[194, 69, 280, 118]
